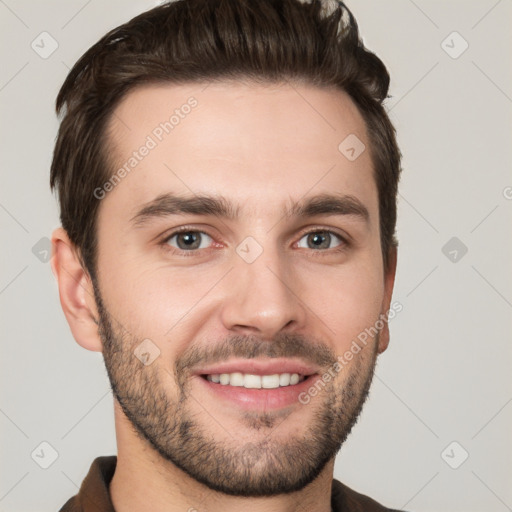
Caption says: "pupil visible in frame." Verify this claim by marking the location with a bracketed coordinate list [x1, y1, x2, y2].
[179, 232, 199, 249]
[309, 232, 329, 249]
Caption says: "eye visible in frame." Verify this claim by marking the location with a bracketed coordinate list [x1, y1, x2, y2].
[296, 230, 345, 250]
[164, 230, 213, 251]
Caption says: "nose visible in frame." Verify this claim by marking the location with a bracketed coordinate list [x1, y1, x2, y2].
[220, 246, 307, 339]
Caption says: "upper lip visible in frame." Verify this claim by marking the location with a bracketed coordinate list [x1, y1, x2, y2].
[193, 358, 320, 377]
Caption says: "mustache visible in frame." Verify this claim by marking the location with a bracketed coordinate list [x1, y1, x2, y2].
[175, 332, 337, 376]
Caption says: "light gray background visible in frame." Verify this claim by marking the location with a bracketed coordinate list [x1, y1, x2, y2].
[1, 1, 511, 511]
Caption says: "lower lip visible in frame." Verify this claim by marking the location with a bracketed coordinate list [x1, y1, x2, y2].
[195, 374, 320, 411]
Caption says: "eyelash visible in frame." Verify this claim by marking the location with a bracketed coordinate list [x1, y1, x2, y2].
[159, 226, 350, 257]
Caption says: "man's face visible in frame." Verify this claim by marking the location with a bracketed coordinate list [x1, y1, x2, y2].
[92, 81, 394, 496]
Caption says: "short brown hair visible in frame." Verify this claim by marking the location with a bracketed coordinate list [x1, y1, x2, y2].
[50, 0, 401, 281]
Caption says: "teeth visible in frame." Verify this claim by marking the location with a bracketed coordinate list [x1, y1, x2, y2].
[279, 373, 291, 386]
[261, 374, 280, 389]
[206, 372, 304, 389]
[290, 373, 300, 385]
[229, 372, 244, 387]
[244, 374, 262, 389]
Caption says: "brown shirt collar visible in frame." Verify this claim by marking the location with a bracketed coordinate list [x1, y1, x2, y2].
[59, 456, 404, 512]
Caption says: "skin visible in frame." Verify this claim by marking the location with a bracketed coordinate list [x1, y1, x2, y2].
[51, 81, 397, 512]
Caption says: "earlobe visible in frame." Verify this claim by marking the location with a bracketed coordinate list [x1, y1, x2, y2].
[377, 246, 398, 354]
[51, 227, 103, 352]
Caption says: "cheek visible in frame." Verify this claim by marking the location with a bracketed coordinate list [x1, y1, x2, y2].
[97, 251, 225, 350]
[300, 259, 385, 350]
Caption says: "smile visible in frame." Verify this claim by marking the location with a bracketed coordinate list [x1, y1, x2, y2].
[204, 372, 306, 389]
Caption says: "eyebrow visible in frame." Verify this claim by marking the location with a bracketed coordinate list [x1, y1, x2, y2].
[129, 192, 369, 227]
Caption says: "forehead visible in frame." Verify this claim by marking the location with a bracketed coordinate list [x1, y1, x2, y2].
[103, 81, 377, 220]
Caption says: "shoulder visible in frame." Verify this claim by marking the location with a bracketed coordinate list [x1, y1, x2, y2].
[331, 478, 407, 512]
[58, 456, 117, 512]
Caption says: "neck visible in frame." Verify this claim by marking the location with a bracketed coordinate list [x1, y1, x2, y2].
[109, 402, 334, 512]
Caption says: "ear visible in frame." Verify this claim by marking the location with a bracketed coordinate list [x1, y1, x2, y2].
[50, 227, 103, 352]
[377, 246, 397, 354]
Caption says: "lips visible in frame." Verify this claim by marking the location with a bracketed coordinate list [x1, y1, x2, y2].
[192, 358, 321, 410]
[196, 373, 320, 410]
[193, 357, 320, 378]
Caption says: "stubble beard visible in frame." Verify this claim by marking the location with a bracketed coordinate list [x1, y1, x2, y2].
[93, 282, 379, 497]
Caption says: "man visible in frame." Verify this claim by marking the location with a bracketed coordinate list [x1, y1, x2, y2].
[50, 0, 403, 510]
